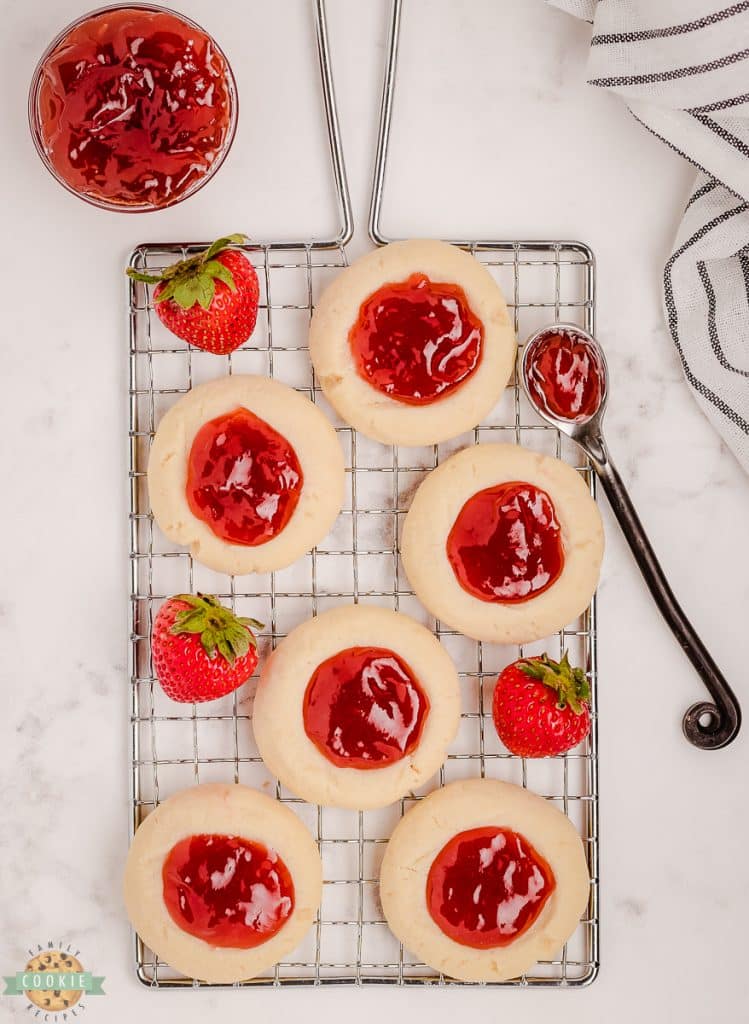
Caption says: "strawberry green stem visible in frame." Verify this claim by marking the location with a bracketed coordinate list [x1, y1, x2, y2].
[126, 234, 248, 310]
[519, 652, 590, 715]
[169, 593, 262, 664]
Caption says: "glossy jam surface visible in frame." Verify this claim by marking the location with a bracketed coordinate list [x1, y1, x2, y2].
[186, 408, 303, 547]
[446, 482, 564, 603]
[303, 646, 429, 769]
[427, 827, 555, 949]
[34, 6, 234, 209]
[526, 329, 604, 422]
[162, 834, 294, 948]
[349, 273, 483, 405]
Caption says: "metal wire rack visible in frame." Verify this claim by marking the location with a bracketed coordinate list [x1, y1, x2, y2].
[127, 0, 599, 990]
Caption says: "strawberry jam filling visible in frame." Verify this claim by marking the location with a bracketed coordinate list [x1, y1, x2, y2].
[427, 826, 555, 949]
[303, 646, 429, 769]
[34, 6, 234, 209]
[349, 273, 483, 405]
[162, 833, 294, 948]
[186, 408, 303, 547]
[446, 482, 564, 603]
[526, 329, 603, 422]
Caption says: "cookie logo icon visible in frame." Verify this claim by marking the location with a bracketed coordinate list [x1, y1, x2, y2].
[3, 941, 105, 1016]
[24, 950, 85, 1013]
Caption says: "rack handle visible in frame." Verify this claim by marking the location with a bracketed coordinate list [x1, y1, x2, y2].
[314, 0, 353, 247]
[368, 0, 402, 245]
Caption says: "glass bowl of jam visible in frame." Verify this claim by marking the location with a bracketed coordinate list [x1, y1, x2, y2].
[28, 4, 238, 212]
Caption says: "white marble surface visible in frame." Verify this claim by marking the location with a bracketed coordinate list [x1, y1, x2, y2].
[2, 1, 748, 1021]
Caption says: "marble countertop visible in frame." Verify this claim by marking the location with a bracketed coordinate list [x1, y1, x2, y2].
[2, 1, 747, 1022]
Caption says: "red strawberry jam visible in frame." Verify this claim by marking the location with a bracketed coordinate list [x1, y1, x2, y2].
[446, 482, 564, 603]
[526, 329, 603, 422]
[426, 826, 555, 949]
[186, 408, 303, 547]
[303, 646, 429, 769]
[32, 6, 235, 210]
[349, 273, 483, 405]
[162, 834, 294, 948]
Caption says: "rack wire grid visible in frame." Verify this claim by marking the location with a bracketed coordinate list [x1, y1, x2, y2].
[127, 0, 599, 992]
[128, 237, 599, 989]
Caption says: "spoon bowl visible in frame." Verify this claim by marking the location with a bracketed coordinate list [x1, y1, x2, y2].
[522, 323, 609, 441]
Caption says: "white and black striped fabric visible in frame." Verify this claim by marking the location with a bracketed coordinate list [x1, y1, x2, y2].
[549, 0, 749, 469]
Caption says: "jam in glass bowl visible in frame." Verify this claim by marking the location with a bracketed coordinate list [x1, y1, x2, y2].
[28, 4, 238, 212]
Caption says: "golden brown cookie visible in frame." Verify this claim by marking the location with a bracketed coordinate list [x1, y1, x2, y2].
[253, 605, 461, 809]
[380, 780, 590, 982]
[123, 783, 323, 983]
[148, 375, 345, 575]
[401, 443, 604, 643]
[309, 240, 516, 446]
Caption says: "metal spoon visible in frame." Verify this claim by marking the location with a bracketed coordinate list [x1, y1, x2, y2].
[521, 323, 741, 750]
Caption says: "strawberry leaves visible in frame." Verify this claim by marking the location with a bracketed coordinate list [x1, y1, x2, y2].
[126, 233, 247, 310]
[202, 235, 246, 261]
[519, 652, 590, 715]
[170, 593, 263, 664]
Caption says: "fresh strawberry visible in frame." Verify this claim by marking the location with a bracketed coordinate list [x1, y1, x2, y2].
[492, 652, 591, 758]
[127, 234, 259, 354]
[152, 594, 263, 703]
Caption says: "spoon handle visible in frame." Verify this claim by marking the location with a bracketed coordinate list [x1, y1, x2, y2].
[587, 438, 741, 750]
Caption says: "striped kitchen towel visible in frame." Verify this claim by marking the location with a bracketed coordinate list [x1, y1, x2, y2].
[549, 0, 749, 470]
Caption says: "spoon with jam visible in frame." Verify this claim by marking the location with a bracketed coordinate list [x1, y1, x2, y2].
[522, 324, 741, 751]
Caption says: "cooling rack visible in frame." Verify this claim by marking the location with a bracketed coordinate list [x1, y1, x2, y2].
[127, 0, 599, 989]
